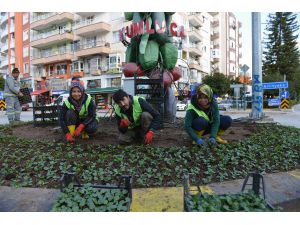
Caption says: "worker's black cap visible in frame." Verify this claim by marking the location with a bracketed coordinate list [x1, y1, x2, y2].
[12, 68, 20, 74]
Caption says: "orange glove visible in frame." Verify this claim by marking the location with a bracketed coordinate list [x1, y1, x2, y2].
[144, 131, 154, 144]
[65, 133, 74, 142]
[74, 124, 85, 137]
[120, 119, 130, 129]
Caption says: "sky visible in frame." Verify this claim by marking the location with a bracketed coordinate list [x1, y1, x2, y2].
[234, 12, 300, 75]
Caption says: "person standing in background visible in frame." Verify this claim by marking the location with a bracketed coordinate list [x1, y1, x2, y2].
[4, 68, 23, 125]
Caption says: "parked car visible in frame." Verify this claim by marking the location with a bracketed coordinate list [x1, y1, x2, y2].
[177, 101, 188, 111]
[218, 100, 232, 111]
[21, 103, 30, 111]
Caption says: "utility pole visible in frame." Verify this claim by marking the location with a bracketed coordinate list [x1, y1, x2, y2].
[250, 12, 264, 119]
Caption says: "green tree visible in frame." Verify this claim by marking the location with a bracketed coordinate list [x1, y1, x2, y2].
[263, 12, 300, 99]
[202, 72, 231, 96]
[0, 76, 5, 90]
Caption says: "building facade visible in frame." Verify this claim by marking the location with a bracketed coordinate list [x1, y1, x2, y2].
[0, 12, 31, 90]
[209, 12, 242, 78]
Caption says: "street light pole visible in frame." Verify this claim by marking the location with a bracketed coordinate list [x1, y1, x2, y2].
[250, 12, 264, 119]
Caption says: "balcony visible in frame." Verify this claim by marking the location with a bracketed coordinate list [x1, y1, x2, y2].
[72, 71, 85, 78]
[0, 58, 8, 68]
[239, 32, 242, 38]
[1, 42, 8, 52]
[189, 62, 202, 71]
[188, 28, 203, 42]
[10, 57, 15, 64]
[1, 13, 8, 24]
[188, 13, 203, 27]
[1, 27, 8, 40]
[31, 50, 74, 65]
[229, 47, 236, 52]
[31, 12, 74, 31]
[10, 39, 15, 49]
[75, 41, 111, 57]
[189, 46, 202, 57]
[211, 32, 219, 40]
[74, 19, 111, 36]
[239, 43, 242, 48]
[31, 32, 74, 48]
[239, 53, 242, 58]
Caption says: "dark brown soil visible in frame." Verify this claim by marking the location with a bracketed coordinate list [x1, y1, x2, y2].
[11, 118, 261, 147]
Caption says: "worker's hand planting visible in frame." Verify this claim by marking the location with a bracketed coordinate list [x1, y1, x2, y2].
[74, 124, 85, 136]
[209, 137, 217, 145]
[120, 119, 130, 128]
[144, 131, 154, 144]
[196, 138, 206, 146]
[65, 133, 74, 142]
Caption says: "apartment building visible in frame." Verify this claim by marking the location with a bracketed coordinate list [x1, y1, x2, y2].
[30, 12, 126, 98]
[0, 12, 32, 90]
[209, 12, 242, 78]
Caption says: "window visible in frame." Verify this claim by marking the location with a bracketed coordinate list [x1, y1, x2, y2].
[113, 31, 120, 43]
[86, 36, 97, 48]
[86, 16, 94, 24]
[23, 30, 29, 41]
[111, 78, 121, 87]
[23, 46, 29, 57]
[96, 58, 101, 70]
[49, 65, 54, 75]
[23, 13, 29, 25]
[56, 64, 67, 75]
[109, 55, 121, 68]
[72, 61, 84, 72]
[24, 63, 29, 73]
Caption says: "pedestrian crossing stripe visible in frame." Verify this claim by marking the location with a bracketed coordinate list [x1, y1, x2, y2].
[0, 100, 6, 109]
[280, 98, 289, 109]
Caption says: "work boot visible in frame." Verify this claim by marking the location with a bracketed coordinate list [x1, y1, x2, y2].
[192, 130, 205, 145]
[82, 131, 89, 139]
[216, 129, 228, 144]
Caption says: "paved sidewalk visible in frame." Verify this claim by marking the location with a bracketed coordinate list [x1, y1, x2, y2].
[1, 170, 299, 212]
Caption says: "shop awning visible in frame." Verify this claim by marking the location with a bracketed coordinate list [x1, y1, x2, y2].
[30, 89, 50, 96]
[86, 87, 120, 94]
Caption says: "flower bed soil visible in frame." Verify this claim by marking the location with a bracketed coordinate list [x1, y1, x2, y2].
[10, 118, 260, 147]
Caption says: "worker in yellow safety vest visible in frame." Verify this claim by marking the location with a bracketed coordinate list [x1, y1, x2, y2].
[113, 89, 161, 145]
[59, 78, 98, 142]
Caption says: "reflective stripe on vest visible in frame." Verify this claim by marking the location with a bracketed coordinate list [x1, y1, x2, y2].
[114, 96, 144, 129]
[64, 95, 92, 119]
[187, 104, 210, 122]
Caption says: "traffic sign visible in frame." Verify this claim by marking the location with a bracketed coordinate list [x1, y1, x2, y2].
[262, 82, 288, 89]
[241, 64, 249, 74]
[280, 99, 289, 109]
[0, 91, 3, 100]
[0, 100, 6, 110]
[268, 98, 281, 107]
[280, 91, 289, 99]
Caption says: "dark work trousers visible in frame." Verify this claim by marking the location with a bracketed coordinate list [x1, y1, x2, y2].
[118, 112, 153, 144]
[66, 109, 98, 135]
[191, 115, 232, 135]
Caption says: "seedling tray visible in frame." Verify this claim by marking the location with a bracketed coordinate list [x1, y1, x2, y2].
[184, 173, 275, 212]
[54, 172, 132, 212]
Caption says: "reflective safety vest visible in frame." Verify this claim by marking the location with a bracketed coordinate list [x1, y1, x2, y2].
[64, 95, 92, 119]
[187, 104, 210, 122]
[114, 96, 144, 129]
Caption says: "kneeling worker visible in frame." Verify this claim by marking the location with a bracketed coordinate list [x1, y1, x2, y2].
[113, 89, 161, 145]
[59, 78, 98, 142]
[184, 84, 232, 146]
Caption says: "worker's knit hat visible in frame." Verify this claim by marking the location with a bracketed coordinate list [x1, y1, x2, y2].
[197, 84, 213, 102]
[70, 78, 85, 93]
[12, 68, 20, 74]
